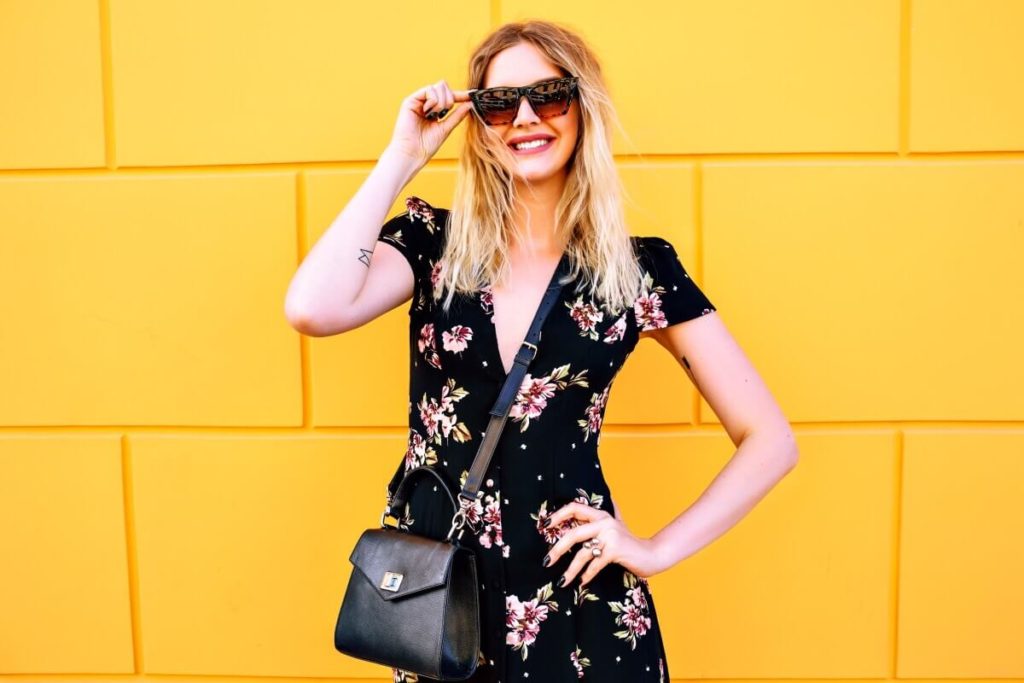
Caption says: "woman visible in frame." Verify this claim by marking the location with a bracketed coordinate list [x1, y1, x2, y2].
[286, 19, 798, 683]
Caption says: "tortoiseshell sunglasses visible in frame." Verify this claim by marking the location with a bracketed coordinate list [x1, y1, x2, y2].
[426, 76, 580, 126]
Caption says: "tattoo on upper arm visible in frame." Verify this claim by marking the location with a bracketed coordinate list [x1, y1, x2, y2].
[681, 355, 697, 385]
[357, 247, 373, 268]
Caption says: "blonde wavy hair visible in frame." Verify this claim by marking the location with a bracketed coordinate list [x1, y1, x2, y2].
[435, 19, 642, 316]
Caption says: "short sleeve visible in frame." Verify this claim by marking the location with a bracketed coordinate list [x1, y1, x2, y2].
[634, 236, 716, 330]
[376, 195, 445, 277]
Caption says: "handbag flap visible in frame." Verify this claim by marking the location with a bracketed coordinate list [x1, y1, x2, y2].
[348, 527, 458, 602]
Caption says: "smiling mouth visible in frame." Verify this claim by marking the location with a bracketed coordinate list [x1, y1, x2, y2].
[509, 138, 554, 153]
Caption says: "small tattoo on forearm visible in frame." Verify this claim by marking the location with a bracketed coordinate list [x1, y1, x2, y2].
[357, 247, 373, 267]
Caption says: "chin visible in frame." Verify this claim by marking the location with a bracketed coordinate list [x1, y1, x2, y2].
[511, 159, 570, 184]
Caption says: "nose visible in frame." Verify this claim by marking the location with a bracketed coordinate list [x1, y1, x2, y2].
[511, 93, 541, 126]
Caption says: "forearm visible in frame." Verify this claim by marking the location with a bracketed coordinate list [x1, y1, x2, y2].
[284, 145, 421, 323]
[647, 429, 798, 574]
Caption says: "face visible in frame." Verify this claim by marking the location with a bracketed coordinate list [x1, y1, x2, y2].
[480, 42, 580, 186]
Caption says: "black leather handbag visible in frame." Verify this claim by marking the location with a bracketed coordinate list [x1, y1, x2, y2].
[334, 261, 570, 680]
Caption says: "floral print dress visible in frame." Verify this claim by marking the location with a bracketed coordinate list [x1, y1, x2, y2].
[376, 196, 716, 683]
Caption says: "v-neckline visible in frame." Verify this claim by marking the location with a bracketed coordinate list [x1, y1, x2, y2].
[484, 252, 569, 378]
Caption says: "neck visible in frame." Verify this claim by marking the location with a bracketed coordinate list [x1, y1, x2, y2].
[511, 170, 569, 253]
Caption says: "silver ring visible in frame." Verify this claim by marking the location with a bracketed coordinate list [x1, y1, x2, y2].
[583, 539, 594, 548]
[591, 546, 602, 557]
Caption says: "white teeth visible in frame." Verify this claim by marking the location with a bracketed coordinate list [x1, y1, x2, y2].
[512, 138, 551, 150]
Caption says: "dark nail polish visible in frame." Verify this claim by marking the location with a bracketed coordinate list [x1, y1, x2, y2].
[542, 554, 551, 567]
[542, 517, 552, 528]
[557, 575, 567, 587]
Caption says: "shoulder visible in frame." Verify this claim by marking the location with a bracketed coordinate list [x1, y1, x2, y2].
[404, 195, 450, 230]
[385, 195, 449, 237]
[629, 234, 717, 331]
[377, 195, 448, 268]
[630, 234, 684, 269]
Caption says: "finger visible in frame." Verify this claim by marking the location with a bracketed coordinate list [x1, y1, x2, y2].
[544, 501, 582, 529]
[423, 84, 439, 115]
[435, 81, 454, 121]
[578, 553, 613, 588]
[438, 80, 454, 111]
[545, 519, 601, 566]
[410, 84, 432, 109]
[452, 89, 475, 101]
[559, 544, 599, 588]
[546, 501, 604, 530]
[439, 101, 472, 128]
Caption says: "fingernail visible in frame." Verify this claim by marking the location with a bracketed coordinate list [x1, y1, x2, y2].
[557, 575, 567, 587]
[542, 554, 551, 567]
[542, 517, 552, 528]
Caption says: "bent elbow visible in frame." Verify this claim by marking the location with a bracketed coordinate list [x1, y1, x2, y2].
[284, 299, 326, 337]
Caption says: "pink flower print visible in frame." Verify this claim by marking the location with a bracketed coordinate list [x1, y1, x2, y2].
[402, 428, 437, 473]
[480, 496, 504, 548]
[627, 583, 648, 612]
[565, 295, 604, 340]
[416, 378, 472, 445]
[607, 571, 653, 650]
[634, 271, 668, 331]
[603, 311, 627, 344]
[417, 323, 442, 369]
[570, 646, 591, 678]
[509, 364, 589, 432]
[441, 324, 473, 354]
[430, 259, 443, 288]
[659, 656, 665, 683]
[578, 385, 611, 443]
[506, 582, 559, 660]
[479, 285, 494, 317]
[457, 471, 510, 557]
[405, 195, 436, 231]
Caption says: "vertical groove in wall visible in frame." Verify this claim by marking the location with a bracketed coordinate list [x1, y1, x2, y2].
[891, 429, 906, 677]
[119, 434, 142, 671]
[296, 172, 313, 429]
[899, 0, 912, 156]
[98, 0, 117, 169]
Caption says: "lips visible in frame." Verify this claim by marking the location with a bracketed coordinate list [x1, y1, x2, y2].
[508, 134, 555, 148]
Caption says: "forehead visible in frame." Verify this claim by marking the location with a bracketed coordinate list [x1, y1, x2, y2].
[483, 42, 564, 88]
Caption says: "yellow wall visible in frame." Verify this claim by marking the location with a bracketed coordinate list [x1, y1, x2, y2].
[1, 0, 1022, 679]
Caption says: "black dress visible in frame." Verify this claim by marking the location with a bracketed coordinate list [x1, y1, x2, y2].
[376, 196, 716, 683]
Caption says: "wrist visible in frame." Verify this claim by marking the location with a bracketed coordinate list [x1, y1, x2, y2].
[645, 534, 673, 576]
[380, 144, 424, 181]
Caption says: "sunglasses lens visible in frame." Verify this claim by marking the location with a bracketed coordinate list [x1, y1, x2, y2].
[475, 89, 520, 125]
[474, 79, 575, 125]
[529, 80, 574, 118]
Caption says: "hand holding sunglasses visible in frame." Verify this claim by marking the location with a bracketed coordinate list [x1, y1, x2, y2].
[388, 80, 474, 167]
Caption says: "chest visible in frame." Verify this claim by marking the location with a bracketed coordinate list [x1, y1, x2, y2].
[488, 262, 563, 375]
[411, 257, 639, 385]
